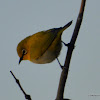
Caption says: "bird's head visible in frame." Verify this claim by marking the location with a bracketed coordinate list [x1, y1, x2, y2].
[17, 36, 30, 64]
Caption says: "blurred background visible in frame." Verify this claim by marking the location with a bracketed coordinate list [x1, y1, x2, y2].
[0, 0, 100, 100]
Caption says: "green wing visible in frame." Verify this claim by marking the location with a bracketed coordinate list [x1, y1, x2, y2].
[30, 29, 60, 59]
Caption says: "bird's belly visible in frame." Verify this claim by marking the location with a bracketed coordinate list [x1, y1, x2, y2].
[31, 42, 62, 64]
[32, 51, 57, 64]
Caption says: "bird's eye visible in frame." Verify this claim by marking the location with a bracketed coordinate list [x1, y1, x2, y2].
[22, 49, 27, 55]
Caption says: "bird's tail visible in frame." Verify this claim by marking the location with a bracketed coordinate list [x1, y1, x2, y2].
[61, 20, 73, 32]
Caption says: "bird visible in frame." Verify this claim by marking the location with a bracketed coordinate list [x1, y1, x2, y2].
[17, 21, 72, 66]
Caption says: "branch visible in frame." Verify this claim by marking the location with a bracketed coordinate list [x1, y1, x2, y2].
[56, 0, 86, 100]
[10, 71, 32, 100]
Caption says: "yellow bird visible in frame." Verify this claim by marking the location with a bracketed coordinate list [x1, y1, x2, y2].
[17, 21, 72, 65]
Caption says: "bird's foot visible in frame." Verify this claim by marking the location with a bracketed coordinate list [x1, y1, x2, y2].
[61, 41, 70, 47]
[56, 58, 63, 69]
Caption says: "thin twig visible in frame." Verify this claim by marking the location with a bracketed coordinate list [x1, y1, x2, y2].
[56, 0, 86, 100]
[10, 71, 32, 100]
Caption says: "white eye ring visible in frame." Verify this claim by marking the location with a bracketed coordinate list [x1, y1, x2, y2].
[22, 49, 27, 55]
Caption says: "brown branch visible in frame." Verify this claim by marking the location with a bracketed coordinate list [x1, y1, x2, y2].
[10, 71, 32, 100]
[56, 0, 86, 100]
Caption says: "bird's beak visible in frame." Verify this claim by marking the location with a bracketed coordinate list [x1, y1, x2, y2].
[19, 54, 24, 64]
[19, 57, 23, 64]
